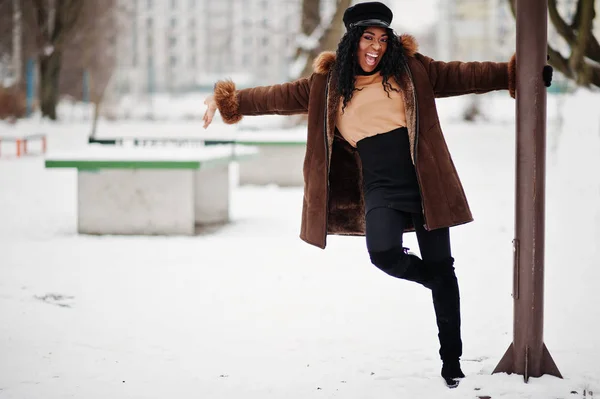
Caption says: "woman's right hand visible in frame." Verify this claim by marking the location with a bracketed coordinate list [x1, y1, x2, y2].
[202, 94, 217, 129]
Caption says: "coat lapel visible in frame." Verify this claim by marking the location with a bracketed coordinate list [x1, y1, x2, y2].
[396, 63, 418, 164]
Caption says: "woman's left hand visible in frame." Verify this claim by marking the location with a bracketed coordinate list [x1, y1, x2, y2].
[543, 64, 553, 88]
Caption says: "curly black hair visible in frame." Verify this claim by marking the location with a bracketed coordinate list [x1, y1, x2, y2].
[335, 26, 407, 112]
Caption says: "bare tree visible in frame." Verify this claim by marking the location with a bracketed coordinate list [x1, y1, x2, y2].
[12, 0, 22, 83]
[86, 2, 119, 135]
[23, 0, 84, 119]
[0, 0, 15, 80]
[508, 0, 600, 88]
[60, 0, 118, 132]
[18, 0, 119, 121]
[295, 0, 353, 78]
[0, 0, 27, 120]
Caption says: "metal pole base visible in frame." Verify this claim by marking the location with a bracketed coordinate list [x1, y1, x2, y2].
[493, 343, 563, 382]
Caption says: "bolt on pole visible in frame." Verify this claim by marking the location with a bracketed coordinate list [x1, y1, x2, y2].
[492, 0, 562, 382]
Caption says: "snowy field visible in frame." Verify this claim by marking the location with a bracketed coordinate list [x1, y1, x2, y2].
[1, 91, 599, 398]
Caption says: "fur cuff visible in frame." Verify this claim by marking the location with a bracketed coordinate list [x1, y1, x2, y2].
[508, 53, 516, 99]
[214, 80, 243, 124]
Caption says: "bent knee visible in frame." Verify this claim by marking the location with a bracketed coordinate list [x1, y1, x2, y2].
[368, 246, 407, 273]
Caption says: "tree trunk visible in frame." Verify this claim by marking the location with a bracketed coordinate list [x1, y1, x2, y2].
[299, 0, 353, 77]
[294, 0, 322, 77]
[90, 74, 109, 137]
[301, 0, 321, 35]
[91, 97, 101, 136]
[39, 50, 62, 120]
[569, 0, 595, 85]
[13, 0, 22, 84]
[320, 0, 352, 53]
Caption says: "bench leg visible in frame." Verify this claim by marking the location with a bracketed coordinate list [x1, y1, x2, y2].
[195, 164, 230, 225]
[42, 137, 47, 153]
[78, 169, 195, 235]
[16, 139, 21, 157]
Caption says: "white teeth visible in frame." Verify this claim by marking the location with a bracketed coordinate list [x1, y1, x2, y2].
[367, 53, 379, 58]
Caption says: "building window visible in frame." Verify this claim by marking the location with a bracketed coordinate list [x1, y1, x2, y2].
[147, 0, 153, 8]
[190, 36, 196, 47]
[189, 18, 196, 29]
[261, 0, 268, 10]
[190, 54, 196, 67]
[147, 17, 153, 29]
[147, 55, 153, 66]
[170, 18, 177, 29]
[263, 55, 269, 64]
[244, 37, 252, 46]
[169, 36, 177, 46]
[171, 0, 177, 9]
[243, 54, 251, 66]
[189, 0, 195, 7]
[147, 35, 153, 48]
[170, 55, 177, 66]
[262, 18, 268, 28]
[262, 37, 268, 46]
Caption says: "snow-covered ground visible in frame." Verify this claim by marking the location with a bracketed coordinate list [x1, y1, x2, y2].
[1, 90, 599, 398]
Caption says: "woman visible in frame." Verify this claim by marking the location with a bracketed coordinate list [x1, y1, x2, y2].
[202, 1, 550, 388]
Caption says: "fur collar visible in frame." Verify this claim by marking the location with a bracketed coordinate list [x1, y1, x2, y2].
[313, 33, 418, 75]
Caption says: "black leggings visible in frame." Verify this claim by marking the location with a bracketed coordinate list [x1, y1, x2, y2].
[365, 206, 462, 363]
[366, 207, 451, 262]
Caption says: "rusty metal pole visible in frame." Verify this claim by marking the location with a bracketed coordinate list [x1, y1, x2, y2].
[492, 0, 562, 382]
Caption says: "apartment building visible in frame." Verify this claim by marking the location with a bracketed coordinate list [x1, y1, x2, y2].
[113, 0, 300, 96]
[436, 0, 514, 62]
[229, 0, 299, 86]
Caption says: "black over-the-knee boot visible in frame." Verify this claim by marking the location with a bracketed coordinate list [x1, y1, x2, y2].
[429, 257, 464, 385]
[368, 246, 434, 288]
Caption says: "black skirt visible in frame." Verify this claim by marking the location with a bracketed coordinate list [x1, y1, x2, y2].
[356, 127, 422, 215]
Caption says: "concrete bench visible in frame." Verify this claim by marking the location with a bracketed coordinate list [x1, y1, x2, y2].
[45, 145, 257, 236]
[0, 133, 47, 157]
[89, 128, 307, 187]
[200, 139, 305, 187]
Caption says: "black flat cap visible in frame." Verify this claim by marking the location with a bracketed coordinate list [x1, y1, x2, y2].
[343, 1, 393, 30]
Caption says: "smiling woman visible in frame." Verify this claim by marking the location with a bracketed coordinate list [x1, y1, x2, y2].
[200, 0, 552, 390]
[334, 25, 407, 148]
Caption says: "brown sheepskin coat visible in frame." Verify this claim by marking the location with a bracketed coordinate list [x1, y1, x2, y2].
[214, 34, 516, 249]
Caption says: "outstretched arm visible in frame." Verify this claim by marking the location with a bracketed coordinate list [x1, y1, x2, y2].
[415, 53, 517, 98]
[203, 76, 313, 128]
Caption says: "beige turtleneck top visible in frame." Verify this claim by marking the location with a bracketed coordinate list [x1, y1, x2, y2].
[336, 73, 407, 148]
